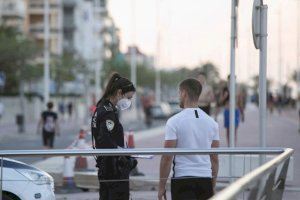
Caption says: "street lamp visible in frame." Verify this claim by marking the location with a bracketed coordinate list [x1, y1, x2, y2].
[155, 0, 161, 104]
[43, 0, 50, 106]
[252, 0, 268, 152]
[229, 0, 238, 148]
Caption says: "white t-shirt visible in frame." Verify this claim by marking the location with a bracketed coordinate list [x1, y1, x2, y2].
[165, 108, 219, 178]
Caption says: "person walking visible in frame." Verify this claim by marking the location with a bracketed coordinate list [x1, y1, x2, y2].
[0, 101, 4, 121]
[37, 102, 60, 149]
[91, 72, 138, 200]
[67, 101, 73, 120]
[197, 72, 215, 115]
[158, 78, 220, 200]
[220, 76, 241, 147]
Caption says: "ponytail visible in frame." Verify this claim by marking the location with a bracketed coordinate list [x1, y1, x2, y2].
[96, 72, 135, 106]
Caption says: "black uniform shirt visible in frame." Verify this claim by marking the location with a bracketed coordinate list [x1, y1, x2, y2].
[91, 99, 125, 149]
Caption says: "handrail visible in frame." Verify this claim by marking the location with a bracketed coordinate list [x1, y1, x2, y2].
[0, 147, 292, 200]
[0, 147, 284, 157]
[210, 148, 294, 200]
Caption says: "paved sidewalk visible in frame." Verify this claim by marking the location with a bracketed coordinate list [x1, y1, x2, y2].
[56, 191, 172, 200]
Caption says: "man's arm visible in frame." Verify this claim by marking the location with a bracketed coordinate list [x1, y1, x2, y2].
[158, 140, 177, 200]
[210, 140, 220, 189]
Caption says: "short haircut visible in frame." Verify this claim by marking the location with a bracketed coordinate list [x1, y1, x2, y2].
[47, 102, 54, 109]
[179, 78, 202, 102]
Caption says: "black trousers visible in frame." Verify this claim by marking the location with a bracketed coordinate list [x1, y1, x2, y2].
[171, 177, 213, 200]
[42, 131, 55, 148]
[98, 170, 129, 200]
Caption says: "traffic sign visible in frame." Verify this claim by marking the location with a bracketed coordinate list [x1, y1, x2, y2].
[252, 0, 263, 49]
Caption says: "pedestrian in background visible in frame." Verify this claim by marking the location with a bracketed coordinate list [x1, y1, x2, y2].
[197, 72, 215, 115]
[67, 101, 73, 120]
[141, 91, 154, 127]
[58, 101, 65, 120]
[0, 101, 4, 121]
[220, 76, 240, 147]
[37, 102, 60, 149]
[91, 72, 138, 200]
[158, 78, 219, 200]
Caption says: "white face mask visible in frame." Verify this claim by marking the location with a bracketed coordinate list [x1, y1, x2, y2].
[117, 98, 132, 110]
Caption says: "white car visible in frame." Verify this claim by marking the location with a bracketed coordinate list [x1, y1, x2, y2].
[1, 158, 55, 200]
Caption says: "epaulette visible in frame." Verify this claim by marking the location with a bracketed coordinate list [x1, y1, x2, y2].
[103, 105, 114, 112]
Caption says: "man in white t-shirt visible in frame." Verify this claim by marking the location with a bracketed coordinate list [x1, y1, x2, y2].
[158, 78, 220, 200]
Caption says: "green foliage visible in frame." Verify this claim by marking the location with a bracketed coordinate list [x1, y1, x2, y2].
[0, 26, 39, 93]
[51, 53, 87, 93]
[102, 54, 221, 92]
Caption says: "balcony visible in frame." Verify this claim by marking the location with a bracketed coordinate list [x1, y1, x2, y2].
[28, 0, 60, 14]
[1, 0, 26, 18]
[29, 23, 61, 39]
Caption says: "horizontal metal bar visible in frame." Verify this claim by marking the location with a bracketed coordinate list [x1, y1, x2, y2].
[210, 148, 294, 200]
[0, 147, 284, 157]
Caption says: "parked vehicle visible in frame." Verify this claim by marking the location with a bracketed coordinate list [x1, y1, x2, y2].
[1, 158, 55, 200]
[168, 101, 182, 115]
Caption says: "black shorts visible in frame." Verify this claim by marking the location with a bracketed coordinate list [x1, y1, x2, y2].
[171, 177, 213, 200]
[42, 131, 55, 148]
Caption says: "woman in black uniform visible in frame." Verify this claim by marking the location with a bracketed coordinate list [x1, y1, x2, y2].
[91, 72, 137, 200]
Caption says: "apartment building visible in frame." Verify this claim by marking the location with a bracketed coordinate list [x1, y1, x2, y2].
[62, 0, 119, 62]
[0, 0, 26, 31]
[25, 0, 63, 56]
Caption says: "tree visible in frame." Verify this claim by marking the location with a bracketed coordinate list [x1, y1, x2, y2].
[0, 26, 39, 93]
[51, 53, 87, 94]
[251, 75, 272, 93]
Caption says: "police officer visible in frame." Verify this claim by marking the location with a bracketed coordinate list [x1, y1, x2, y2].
[91, 72, 137, 200]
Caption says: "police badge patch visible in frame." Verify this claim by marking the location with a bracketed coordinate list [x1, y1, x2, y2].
[106, 120, 114, 131]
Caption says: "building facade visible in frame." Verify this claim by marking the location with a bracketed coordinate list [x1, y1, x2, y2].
[125, 46, 154, 68]
[25, 0, 63, 56]
[0, 0, 26, 31]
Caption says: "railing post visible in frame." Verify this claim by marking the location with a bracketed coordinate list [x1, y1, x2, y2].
[0, 156, 3, 200]
[260, 168, 276, 200]
[248, 180, 261, 200]
[271, 158, 290, 200]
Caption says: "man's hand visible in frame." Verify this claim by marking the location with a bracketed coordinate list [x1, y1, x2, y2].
[158, 188, 167, 200]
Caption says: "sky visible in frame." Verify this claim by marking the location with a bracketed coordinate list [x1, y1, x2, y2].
[108, 0, 299, 89]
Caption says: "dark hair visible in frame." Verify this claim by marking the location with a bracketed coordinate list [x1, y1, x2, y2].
[47, 102, 54, 110]
[96, 72, 136, 106]
[179, 78, 202, 102]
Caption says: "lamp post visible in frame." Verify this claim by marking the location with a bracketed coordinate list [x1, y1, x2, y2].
[229, 0, 238, 148]
[252, 0, 268, 161]
[43, 0, 50, 106]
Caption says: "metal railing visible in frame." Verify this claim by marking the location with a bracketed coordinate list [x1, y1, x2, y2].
[211, 148, 294, 200]
[0, 147, 293, 200]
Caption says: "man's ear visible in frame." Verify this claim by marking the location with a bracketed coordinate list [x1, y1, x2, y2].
[181, 90, 186, 98]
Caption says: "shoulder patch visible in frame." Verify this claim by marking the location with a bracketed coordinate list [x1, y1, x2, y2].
[106, 120, 115, 131]
[103, 105, 113, 112]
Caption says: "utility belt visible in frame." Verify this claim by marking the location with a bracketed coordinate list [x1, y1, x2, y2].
[96, 156, 137, 180]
